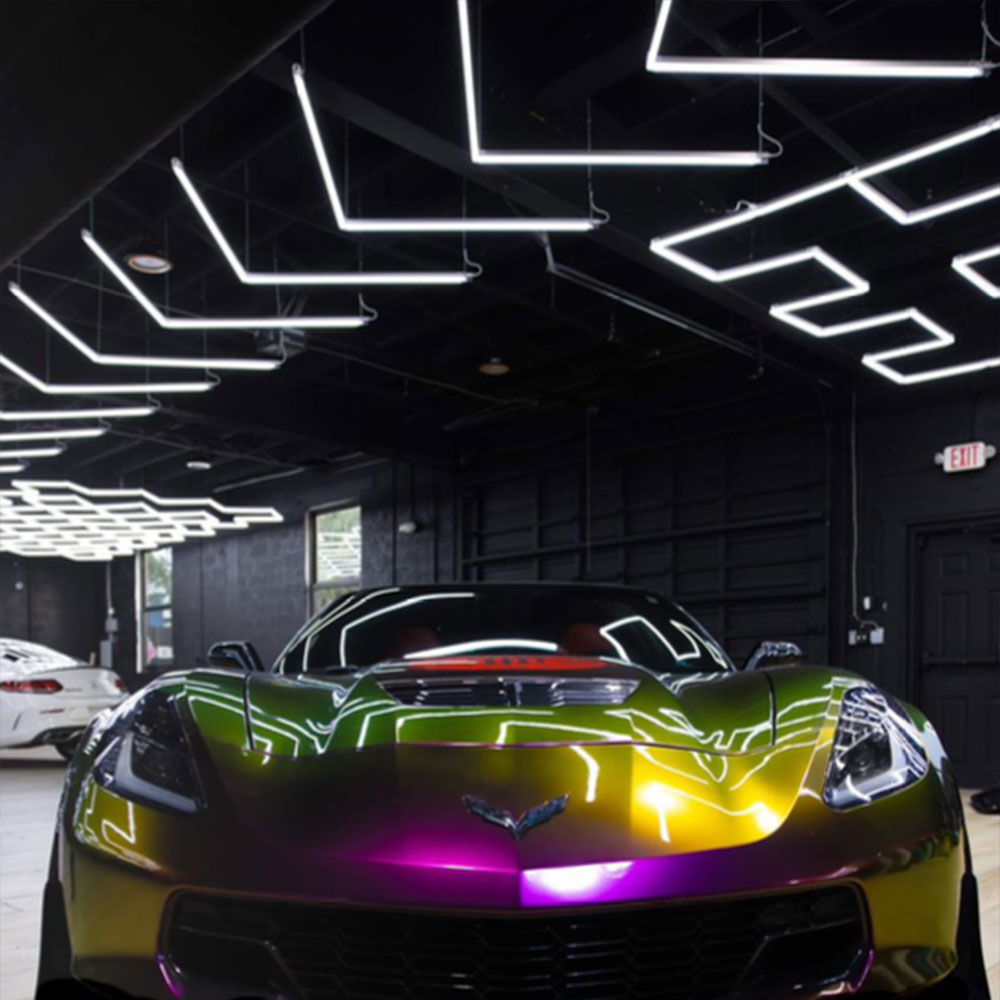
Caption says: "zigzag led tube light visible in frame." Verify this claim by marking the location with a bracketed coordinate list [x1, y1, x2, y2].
[649, 116, 1000, 385]
[0, 406, 155, 422]
[0, 353, 214, 395]
[9, 283, 281, 372]
[456, 0, 763, 167]
[291, 64, 598, 233]
[0, 428, 107, 443]
[81, 230, 370, 330]
[645, 0, 992, 79]
[171, 160, 475, 286]
[952, 245, 1000, 298]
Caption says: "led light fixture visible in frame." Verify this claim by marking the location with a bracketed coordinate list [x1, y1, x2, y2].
[292, 64, 597, 233]
[847, 178, 1000, 225]
[649, 116, 1000, 384]
[0, 446, 64, 459]
[952, 244, 1000, 298]
[0, 464, 27, 475]
[171, 160, 476, 286]
[0, 353, 214, 396]
[456, 0, 762, 168]
[645, 0, 990, 79]
[0, 427, 106, 443]
[82, 230, 370, 330]
[0, 480, 283, 562]
[0, 405, 156, 422]
[9, 283, 281, 372]
[185, 458, 213, 471]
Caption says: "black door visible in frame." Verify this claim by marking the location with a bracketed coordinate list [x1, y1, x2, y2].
[918, 525, 1000, 788]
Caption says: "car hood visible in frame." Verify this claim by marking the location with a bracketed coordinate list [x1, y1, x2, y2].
[68, 661, 874, 908]
[161, 660, 854, 899]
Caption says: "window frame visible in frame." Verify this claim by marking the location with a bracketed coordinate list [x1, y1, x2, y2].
[305, 501, 362, 617]
[137, 546, 174, 674]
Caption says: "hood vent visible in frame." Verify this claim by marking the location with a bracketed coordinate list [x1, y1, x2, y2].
[379, 675, 638, 708]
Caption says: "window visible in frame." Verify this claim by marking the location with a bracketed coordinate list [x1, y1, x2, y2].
[309, 506, 361, 614]
[141, 547, 173, 671]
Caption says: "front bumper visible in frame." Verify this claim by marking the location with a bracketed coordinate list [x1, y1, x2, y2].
[63, 780, 962, 999]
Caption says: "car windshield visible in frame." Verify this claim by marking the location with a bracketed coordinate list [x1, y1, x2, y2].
[276, 585, 733, 675]
[0, 638, 81, 673]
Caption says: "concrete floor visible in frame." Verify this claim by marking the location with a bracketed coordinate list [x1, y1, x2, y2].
[1, 746, 998, 1000]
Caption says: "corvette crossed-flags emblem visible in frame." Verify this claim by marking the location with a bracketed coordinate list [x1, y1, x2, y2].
[462, 794, 570, 841]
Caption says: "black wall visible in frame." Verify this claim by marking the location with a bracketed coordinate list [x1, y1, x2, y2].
[459, 389, 835, 667]
[35, 380, 997, 710]
[0, 555, 105, 662]
[143, 460, 458, 678]
[845, 389, 1000, 697]
[172, 523, 306, 673]
[456, 386, 999, 699]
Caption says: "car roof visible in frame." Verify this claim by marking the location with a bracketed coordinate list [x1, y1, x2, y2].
[346, 581, 660, 597]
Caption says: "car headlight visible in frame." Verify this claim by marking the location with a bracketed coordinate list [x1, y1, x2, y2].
[93, 688, 204, 814]
[824, 687, 929, 810]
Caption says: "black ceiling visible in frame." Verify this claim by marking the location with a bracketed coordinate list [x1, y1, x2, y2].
[1, 0, 997, 493]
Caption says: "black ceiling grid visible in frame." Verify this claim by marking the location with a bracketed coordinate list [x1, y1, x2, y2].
[0, 1, 996, 494]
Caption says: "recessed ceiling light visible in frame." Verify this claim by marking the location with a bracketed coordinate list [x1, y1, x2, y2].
[125, 251, 173, 275]
[478, 357, 510, 376]
[186, 458, 213, 472]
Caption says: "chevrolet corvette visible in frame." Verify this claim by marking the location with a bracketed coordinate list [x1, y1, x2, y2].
[37, 583, 990, 999]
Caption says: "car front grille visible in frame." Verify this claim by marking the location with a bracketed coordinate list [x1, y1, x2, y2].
[165, 885, 867, 1000]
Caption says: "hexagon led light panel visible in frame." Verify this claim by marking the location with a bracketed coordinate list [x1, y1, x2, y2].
[0, 481, 283, 562]
[649, 115, 1000, 385]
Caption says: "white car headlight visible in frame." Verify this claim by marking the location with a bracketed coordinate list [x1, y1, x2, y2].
[824, 687, 929, 810]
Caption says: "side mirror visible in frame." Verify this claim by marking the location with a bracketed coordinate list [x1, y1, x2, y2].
[207, 640, 264, 673]
[744, 640, 805, 671]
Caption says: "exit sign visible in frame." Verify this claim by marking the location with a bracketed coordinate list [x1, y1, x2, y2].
[935, 441, 995, 474]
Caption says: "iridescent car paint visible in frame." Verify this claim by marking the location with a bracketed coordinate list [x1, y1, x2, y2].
[40, 584, 985, 1000]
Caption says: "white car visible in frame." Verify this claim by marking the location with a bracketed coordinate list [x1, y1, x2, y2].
[0, 638, 127, 759]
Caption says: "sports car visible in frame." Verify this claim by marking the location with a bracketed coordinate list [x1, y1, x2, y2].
[0, 637, 127, 759]
[37, 583, 990, 999]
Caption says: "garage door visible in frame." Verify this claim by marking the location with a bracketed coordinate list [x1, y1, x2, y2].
[461, 419, 830, 667]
